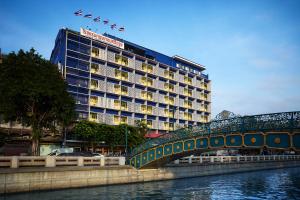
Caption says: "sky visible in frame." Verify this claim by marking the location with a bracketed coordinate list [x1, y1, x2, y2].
[1, 0, 300, 118]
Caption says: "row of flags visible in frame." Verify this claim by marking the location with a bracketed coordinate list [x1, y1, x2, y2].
[74, 9, 125, 32]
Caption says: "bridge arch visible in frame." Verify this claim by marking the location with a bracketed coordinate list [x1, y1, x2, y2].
[129, 111, 300, 169]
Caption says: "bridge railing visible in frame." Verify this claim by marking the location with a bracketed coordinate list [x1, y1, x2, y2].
[131, 111, 300, 157]
[0, 156, 126, 169]
[172, 155, 300, 165]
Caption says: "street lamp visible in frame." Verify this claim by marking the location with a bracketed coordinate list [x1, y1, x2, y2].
[125, 125, 128, 157]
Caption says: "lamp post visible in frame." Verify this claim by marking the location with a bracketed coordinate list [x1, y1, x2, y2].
[125, 125, 128, 158]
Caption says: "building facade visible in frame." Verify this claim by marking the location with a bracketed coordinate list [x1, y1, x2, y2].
[50, 28, 211, 133]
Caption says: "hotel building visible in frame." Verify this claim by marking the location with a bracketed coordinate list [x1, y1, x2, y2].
[50, 28, 211, 133]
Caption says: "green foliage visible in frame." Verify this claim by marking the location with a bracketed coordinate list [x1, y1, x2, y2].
[73, 121, 147, 152]
[0, 48, 76, 155]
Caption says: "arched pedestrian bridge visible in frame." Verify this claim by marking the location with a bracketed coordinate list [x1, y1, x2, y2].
[129, 111, 300, 169]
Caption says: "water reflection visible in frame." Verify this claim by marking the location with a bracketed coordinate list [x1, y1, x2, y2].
[1, 167, 300, 200]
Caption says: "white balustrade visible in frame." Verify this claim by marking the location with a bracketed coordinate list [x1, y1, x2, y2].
[175, 155, 300, 165]
[0, 156, 125, 168]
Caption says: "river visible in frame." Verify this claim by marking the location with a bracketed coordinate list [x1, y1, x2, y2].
[1, 167, 300, 200]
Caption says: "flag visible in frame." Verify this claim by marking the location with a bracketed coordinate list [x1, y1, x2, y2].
[103, 19, 109, 24]
[93, 16, 100, 22]
[118, 27, 125, 32]
[111, 23, 117, 30]
[74, 9, 83, 16]
[84, 14, 92, 18]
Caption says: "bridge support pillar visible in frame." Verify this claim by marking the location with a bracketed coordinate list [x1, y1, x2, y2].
[210, 157, 214, 163]
[199, 157, 203, 163]
[220, 156, 224, 163]
[188, 157, 192, 164]
[237, 156, 240, 162]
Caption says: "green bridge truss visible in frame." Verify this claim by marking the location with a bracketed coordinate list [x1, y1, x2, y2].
[129, 111, 300, 169]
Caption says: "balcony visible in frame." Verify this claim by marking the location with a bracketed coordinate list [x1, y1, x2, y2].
[164, 70, 174, 79]
[89, 113, 98, 122]
[184, 101, 192, 109]
[164, 96, 174, 105]
[200, 83, 208, 90]
[115, 54, 128, 66]
[164, 109, 174, 118]
[164, 83, 174, 92]
[184, 76, 192, 85]
[115, 69, 128, 81]
[90, 97, 98, 106]
[90, 63, 99, 74]
[141, 77, 153, 87]
[141, 105, 153, 115]
[184, 113, 192, 121]
[200, 94, 208, 101]
[113, 116, 128, 125]
[141, 119, 153, 128]
[141, 91, 153, 101]
[200, 105, 208, 112]
[142, 63, 153, 73]
[114, 85, 128, 96]
[163, 122, 174, 131]
[200, 116, 208, 123]
[184, 89, 192, 97]
[90, 80, 98, 90]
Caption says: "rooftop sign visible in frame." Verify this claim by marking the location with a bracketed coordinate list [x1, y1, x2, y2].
[80, 28, 124, 49]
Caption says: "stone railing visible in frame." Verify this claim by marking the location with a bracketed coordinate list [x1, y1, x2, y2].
[0, 156, 125, 168]
[174, 155, 300, 165]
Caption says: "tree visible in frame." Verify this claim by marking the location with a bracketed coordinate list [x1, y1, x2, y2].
[0, 49, 76, 155]
[73, 120, 103, 152]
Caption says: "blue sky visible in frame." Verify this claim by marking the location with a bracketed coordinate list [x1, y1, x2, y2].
[1, 0, 300, 117]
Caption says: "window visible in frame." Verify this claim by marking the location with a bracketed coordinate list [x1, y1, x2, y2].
[114, 85, 121, 94]
[164, 109, 174, 117]
[115, 54, 128, 66]
[141, 105, 152, 114]
[120, 116, 128, 124]
[113, 115, 128, 124]
[164, 83, 174, 92]
[115, 85, 128, 95]
[164, 96, 174, 104]
[184, 88, 192, 97]
[200, 104, 208, 112]
[91, 47, 99, 57]
[121, 86, 128, 95]
[91, 79, 98, 89]
[200, 115, 208, 123]
[184, 112, 192, 120]
[164, 70, 174, 79]
[115, 69, 128, 81]
[141, 91, 153, 100]
[90, 112, 98, 121]
[139, 119, 152, 128]
[146, 120, 153, 128]
[90, 96, 98, 106]
[163, 122, 174, 130]
[141, 77, 153, 86]
[184, 100, 192, 108]
[114, 100, 120, 109]
[121, 101, 128, 111]
[184, 76, 192, 85]
[201, 93, 208, 100]
[142, 63, 153, 73]
[113, 115, 120, 124]
[91, 63, 99, 73]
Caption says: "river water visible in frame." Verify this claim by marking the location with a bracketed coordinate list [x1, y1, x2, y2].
[1, 167, 300, 200]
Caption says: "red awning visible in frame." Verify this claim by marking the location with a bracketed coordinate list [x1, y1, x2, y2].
[144, 130, 162, 138]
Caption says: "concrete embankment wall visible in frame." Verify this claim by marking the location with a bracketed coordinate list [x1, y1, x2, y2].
[1, 161, 300, 194]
